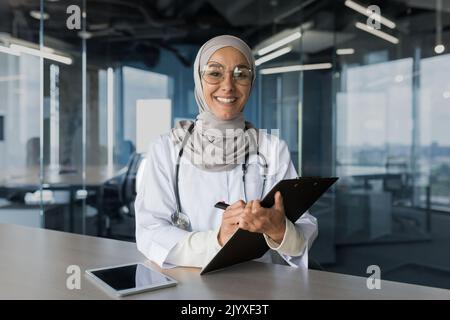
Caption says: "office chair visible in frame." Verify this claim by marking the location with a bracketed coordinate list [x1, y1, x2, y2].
[118, 152, 144, 217]
[101, 152, 143, 241]
[117, 140, 136, 166]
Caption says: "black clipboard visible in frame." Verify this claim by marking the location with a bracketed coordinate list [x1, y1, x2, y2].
[200, 177, 338, 275]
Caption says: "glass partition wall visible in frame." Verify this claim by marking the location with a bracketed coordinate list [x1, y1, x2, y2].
[41, 0, 88, 233]
[0, 0, 86, 232]
[311, 1, 450, 289]
[0, 33, 43, 227]
[255, 0, 450, 289]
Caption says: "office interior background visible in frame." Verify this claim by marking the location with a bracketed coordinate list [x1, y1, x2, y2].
[0, 0, 449, 291]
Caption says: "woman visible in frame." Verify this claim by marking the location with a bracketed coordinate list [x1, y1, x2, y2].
[135, 35, 318, 269]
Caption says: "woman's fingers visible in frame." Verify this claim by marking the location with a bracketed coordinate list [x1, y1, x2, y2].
[223, 214, 241, 226]
[238, 214, 255, 231]
[223, 207, 244, 219]
[238, 214, 249, 230]
[251, 200, 261, 213]
[274, 191, 284, 211]
[218, 201, 247, 245]
[228, 199, 246, 209]
[222, 199, 267, 231]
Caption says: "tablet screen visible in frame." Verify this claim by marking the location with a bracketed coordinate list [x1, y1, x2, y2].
[89, 263, 175, 291]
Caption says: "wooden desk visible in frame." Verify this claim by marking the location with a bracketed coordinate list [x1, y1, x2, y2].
[1, 224, 449, 300]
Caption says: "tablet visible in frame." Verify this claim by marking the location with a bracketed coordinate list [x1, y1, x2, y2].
[85, 262, 177, 297]
[201, 177, 338, 275]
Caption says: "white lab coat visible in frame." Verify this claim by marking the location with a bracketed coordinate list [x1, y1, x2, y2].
[135, 131, 318, 269]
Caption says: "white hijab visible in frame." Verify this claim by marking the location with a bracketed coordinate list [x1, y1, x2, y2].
[170, 35, 258, 171]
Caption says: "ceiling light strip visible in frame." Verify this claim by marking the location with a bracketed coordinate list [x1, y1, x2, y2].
[257, 32, 301, 56]
[345, 0, 396, 29]
[255, 46, 292, 66]
[336, 48, 355, 55]
[10, 44, 72, 64]
[355, 22, 399, 44]
[260, 63, 332, 75]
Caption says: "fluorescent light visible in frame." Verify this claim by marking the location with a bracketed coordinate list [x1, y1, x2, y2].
[42, 47, 55, 53]
[257, 32, 301, 56]
[0, 45, 21, 56]
[344, 0, 396, 29]
[434, 44, 445, 54]
[30, 10, 50, 20]
[260, 63, 332, 75]
[443, 91, 450, 99]
[255, 46, 292, 66]
[10, 44, 72, 64]
[355, 22, 399, 44]
[336, 48, 355, 55]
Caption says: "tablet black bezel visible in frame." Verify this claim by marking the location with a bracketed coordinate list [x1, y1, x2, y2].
[85, 262, 177, 297]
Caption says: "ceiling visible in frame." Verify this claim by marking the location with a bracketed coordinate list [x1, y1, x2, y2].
[0, 0, 449, 68]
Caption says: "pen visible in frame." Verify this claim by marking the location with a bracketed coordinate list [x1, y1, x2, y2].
[214, 201, 230, 210]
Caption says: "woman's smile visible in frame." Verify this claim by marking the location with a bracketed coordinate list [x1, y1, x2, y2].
[214, 96, 239, 105]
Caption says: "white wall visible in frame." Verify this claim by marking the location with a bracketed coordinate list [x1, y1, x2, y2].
[123, 67, 170, 146]
[136, 99, 172, 153]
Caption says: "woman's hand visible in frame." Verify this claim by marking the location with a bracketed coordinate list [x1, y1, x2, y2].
[217, 200, 246, 246]
[239, 191, 286, 244]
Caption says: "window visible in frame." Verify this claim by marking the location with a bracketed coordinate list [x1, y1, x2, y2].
[420, 54, 450, 210]
[337, 58, 413, 178]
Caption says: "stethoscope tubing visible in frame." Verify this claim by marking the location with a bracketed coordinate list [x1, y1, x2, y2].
[172, 122, 267, 229]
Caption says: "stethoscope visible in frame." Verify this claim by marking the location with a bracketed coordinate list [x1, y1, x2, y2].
[171, 122, 268, 231]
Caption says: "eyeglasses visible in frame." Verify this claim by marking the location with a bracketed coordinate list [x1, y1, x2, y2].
[201, 62, 253, 86]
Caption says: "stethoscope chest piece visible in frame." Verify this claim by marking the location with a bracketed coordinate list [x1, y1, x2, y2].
[171, 211, 192, 231]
